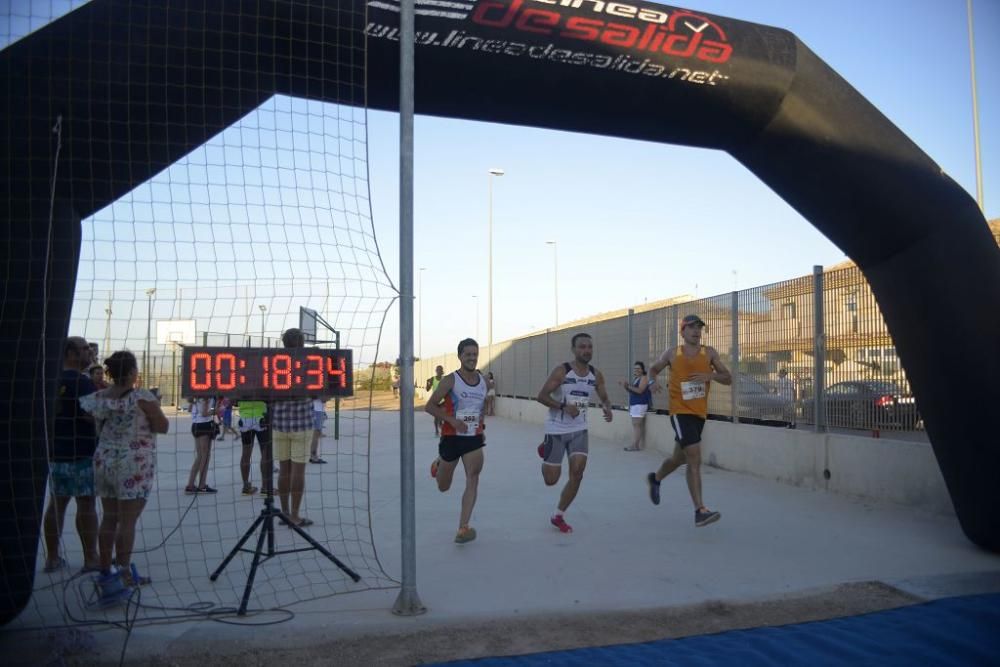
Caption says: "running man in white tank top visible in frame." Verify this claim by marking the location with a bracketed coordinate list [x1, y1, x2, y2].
[425, 338, 487, 544]
[535, 333, 613, 534]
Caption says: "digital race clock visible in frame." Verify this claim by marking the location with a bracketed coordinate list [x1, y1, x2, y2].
[180, 347, 354, 399]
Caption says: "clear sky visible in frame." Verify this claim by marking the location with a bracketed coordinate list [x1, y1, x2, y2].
[4, 0, 998, 365]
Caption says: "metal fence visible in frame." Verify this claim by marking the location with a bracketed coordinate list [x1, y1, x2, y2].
[416, 260, 962, 436]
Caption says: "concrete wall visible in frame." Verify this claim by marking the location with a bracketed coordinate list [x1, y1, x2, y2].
[490, 396, 954, 516]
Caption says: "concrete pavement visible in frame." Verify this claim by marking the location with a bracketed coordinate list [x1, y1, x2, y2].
[5, 401, 999, 664]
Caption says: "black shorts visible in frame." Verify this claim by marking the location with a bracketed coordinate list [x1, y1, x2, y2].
[670, 414, 705, 447]
[191, 421, 216, 438]
[438, 434, 485, 463]
[241, 429, 271, 449]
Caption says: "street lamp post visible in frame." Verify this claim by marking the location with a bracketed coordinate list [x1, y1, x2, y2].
[103, 292, 112, 363]
[545, 240, 558, 327]
[487, 168, 504, 357]
[966, 0, 984, 212]
[418, 267, 426, 359]
[258, 304, 267, 346]
[472, 295, 479, 340]
[144, 288, 156, 387]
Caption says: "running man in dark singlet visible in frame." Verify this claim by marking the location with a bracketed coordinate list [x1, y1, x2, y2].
[426, 339, 487, 544]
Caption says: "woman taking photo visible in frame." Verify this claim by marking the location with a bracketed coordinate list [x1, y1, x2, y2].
[621, 361, 652, 451]
[80, 350, 168, 600]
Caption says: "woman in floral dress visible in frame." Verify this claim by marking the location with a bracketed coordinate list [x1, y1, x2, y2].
[81, 351, 168, 590]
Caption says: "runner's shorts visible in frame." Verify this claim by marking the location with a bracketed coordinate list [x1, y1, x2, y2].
[540, 430, 588, 465]
[439, 434, 485, 463]
[670, 414, 705, 447]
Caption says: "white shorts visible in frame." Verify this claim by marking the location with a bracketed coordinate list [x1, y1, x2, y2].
[629, 404, 648, 418]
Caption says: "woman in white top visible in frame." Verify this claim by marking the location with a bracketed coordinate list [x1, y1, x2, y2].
[186, 396, 217, 494]
[80, 350, 168, 592]
[485, 371, 497, 417]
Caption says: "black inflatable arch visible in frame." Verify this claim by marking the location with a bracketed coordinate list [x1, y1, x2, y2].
[2, 0, 998, 622]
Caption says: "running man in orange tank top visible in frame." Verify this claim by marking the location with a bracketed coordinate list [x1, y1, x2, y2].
[645, 314, 732, 527]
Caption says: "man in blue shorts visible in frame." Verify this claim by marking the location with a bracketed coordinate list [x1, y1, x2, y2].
[42, 336, 100, 573]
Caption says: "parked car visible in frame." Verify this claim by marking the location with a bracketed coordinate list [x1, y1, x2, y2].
[708, 374, 796, 427]
[802, 380, 919, 430]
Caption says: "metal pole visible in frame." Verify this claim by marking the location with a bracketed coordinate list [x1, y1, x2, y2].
[334, 330, 341, 442]
[103, 291, 112, 362]
[731, 291, 739, 424]
[172, 344, 177, 406]
[258, 304, 267, 347]
[553, 248, 559, 326]
[418, 267, 426, 359]
[487, 168, 503, 364]
[813, 265, 826, 433]
[545, 240, 558, 326]
[144, 288, 155, 386]
[967, 0, 984, 212]
[488, 174, 493, 349]
[627, 309, 634, 378]
[474, 296, 480, 340]
[393, 0, 425, 617]
[669, 305, 678, 352]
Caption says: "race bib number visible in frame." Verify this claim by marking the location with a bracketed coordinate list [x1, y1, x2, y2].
[681, 381, 706, 401]
[456, 409, 480, 436]
[569, 396, 589, 415]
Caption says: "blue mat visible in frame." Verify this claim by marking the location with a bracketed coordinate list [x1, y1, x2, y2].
[437, 593, 1000, 666]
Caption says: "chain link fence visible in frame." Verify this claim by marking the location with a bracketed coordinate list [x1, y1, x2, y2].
[415, 228, 996, 437]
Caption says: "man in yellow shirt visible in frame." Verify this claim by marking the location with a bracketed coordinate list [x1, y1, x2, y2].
[646, 315, 732, 527]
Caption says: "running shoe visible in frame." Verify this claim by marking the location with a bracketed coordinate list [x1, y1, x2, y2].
[127, 563, 151, 586]
[93, 570, 131, 608]
[695, 507, 721, 527]
[454, 526, 477, 544]
[550, 514, 573, 533]
[430, 458, 439, 478]
[647, 472, 661, 505]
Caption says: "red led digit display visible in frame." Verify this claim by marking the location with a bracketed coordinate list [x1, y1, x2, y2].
[305, 355, 324, 390]
[190, 353, 212, 390]
[180, 347, 354, 399]
[216, 353, 238, 390]
[271, 354, 292, 390]
[326, 355, 347, 388]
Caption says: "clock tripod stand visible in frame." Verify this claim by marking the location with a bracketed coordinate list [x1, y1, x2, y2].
[210, 410, 360, 615]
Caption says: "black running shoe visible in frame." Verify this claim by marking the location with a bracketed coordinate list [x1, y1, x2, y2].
[695, 508, 721, 527]
[647, 472, 661, 505]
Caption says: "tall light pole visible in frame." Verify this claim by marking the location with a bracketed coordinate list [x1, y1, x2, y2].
[144, 288, 156, 387]
[103, 291, 112, 362]
[418, 267, 426, 359]
[545, 240, 558, 327]
[472, 295, 479, 340]
[258, 304, 267, 346]
[967, 0, 984, 212]
[487, 167, 504, 355]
